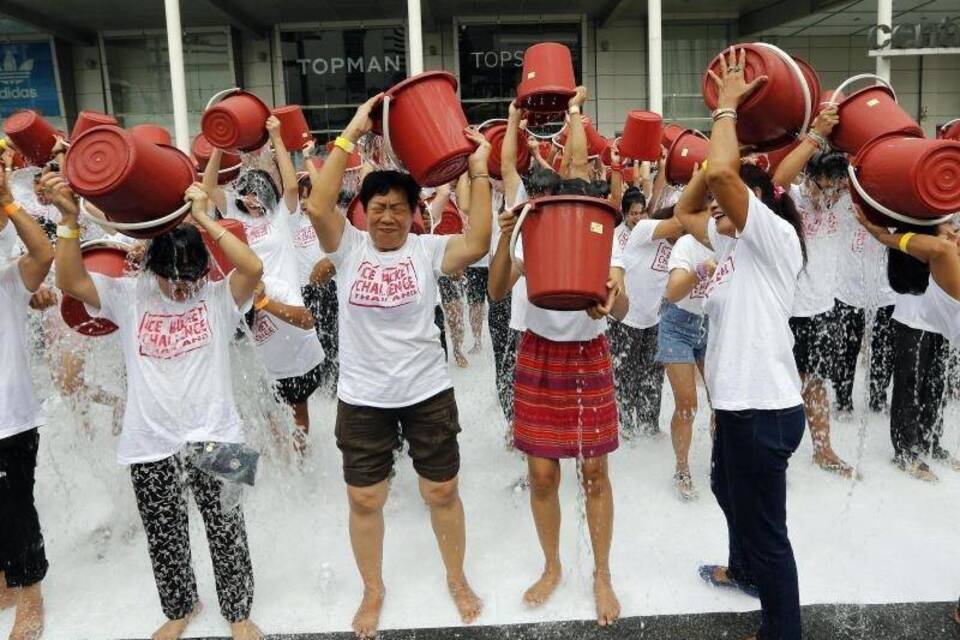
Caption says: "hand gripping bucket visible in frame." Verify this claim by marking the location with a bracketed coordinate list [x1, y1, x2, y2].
[849, 134, 960, 227]
[64, 125, 197, 240]
[703, 44, 817, 152]
[376, 71, 473, 187]
[60, 239, 131, 337]
[192, 133, 241, 185]
[199, 218, 248, 282]
[479, 119, 530, 180]
[620, 111, 664, 161]
[271, 105, 312, 151]
[827, 74, 923, 156]
[516, 43, 577, 113]
[509, 195, 619, 311]
[3, 110, 61, 166]
[665, 129, 709, 185]
[70, 111, 118, 141]
[937, 118, 960, 141]
[201, 88, 271, 153]
[553, 116, 610, 159]
[130, 124, 173, 147]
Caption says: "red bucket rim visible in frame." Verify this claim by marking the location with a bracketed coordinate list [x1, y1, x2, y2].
[664, 128, 707, 184]
[204, 90, 271, 152]
[385, 70, 459, 99]
[527, 193, 621, 217]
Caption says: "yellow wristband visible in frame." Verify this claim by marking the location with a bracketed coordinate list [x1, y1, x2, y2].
[898, 232, 915, 254]
[254, 296, 270, 311]
[333, 136, 356, 154]
[56, 225, 81, 240]
[3, 202, 20, 216]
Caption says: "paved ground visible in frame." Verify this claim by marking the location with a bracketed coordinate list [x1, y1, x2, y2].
[119, 601, 959, 640]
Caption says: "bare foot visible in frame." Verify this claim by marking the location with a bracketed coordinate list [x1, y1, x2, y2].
[813, 450, 860, 480]
[9, 584, 44, 640]
[594, 571, 620, 627]
[523, 565, 562, 608]
[230, 619, 263, 640]
[448, 578, 483, 624]
[352, 587, 385, 639]
[151, 602, 201, 640]
[454, 350, 469, 368]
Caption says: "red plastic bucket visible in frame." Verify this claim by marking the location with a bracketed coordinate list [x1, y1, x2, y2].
[703, 43, 815, 151]
[510, 195, 618, 311]
[199, 218, 248, 281]
[60, 240, 131, 336]
[70, 111, 118, 141]
[665, 129, 709, 185]
[192, 133, 241, 185]
[828, 75, 922, 156]
[480, 120, 530, 180]
[271, 105, 312, 151]
[3, 110, 60, 166]
[850, 134, 960, 227]
[130, 124, 173, 147]
[64, 125, 197, 240]
[201, 89, 271, 152]
[377, 71, 473, 187]
[346, 195, 367, 230]
[937, 119, 960, 141]
[764, 140, 802, 175]
[662, 123, 686, 150]
[621, 111, 663, 161]
[431, 203, 464, 235]
[554, 116, 609, 158]
[517, 43, 577, 113]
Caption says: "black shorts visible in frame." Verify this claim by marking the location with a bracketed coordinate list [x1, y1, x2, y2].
[464, 267, 489, 306]
[789, 312, 836, 378]
[274, 363, 324, 405]
[438, 275, 462, 305]
[335, 388, 461, 487]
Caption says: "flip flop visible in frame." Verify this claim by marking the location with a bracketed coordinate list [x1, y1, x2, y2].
[698, 565, 760, 599]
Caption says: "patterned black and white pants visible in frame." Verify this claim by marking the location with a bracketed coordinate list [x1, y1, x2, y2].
[130, 453, 254, 622]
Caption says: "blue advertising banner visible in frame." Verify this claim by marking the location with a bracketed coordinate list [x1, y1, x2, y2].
[0, 41, 61, 118]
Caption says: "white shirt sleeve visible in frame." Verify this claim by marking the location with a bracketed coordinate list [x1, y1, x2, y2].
[739, 187, 802, 272]
[621, 220, 657, 270]
[0, 260, 31, 304]
[668, 236, 696, 273]
[421, 234, 452, 278]
[327, 223, 363, 268]
[84, 273, 131, 323]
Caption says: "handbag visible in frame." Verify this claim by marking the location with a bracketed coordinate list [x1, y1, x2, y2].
[190, 442, 260, 487]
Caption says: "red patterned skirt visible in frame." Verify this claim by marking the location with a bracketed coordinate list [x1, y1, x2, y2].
[513, 330, 619, 459]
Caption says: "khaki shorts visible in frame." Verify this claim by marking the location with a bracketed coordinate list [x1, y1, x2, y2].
[335, 388, 461, 487]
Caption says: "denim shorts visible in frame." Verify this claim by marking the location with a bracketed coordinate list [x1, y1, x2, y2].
[656, 300, 708, 364]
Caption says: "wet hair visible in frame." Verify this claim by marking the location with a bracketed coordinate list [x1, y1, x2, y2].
[621, 187, 647, 217]
[886, 221, 935, 295]
[524, 166, 561, 198]
[806, 151, 849, 182]
[359, 170, 420, 211]
[739, 163, 807, 265]
[589, 179, 610, 199]
[234, 169, 280, 213]
[144, 224, 210, 282]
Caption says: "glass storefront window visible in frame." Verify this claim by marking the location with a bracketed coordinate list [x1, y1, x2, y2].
[662, 22, 731, 130]
[280, 26, 407, 138]
[103, 30, 232, 134]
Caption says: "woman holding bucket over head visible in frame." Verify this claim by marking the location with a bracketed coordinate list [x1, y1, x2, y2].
[47, 172, 265, 640]
[305, 93, 491, 639]
[489, 86, 628, 627]
[676, 48, 807, 640]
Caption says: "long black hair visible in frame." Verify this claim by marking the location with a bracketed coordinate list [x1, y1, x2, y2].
[621, 187, 646, 218]
[886, 220, 936, 295]
[739, 163, 807, 265]
[144, 224, 209, 281]
[806, 151, 849, 182]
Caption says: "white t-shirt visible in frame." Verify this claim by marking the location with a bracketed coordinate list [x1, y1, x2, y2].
[892, 289, 942, 334]
[835, 198, 895, 309]
[222, 195, 301, 289]
[291, 210, 325, 288]
[703, 188, 804, 410]
[667, 234, 714, 316]
[0, 221, 17, 259]
[790, 182, 841, 318]
[0, 260, 43, 439]
[86, 273, 249, 464]
[920, 279, 960, 345]
[619, 219, 673, 329]
[253, 276, 325, 380]
[328, 223, 453, 408]
[505, 183, 528, 332]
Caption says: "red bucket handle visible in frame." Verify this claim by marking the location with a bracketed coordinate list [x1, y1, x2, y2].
[846, 164, 953, 227]
[754, 43, 813, 139]
[827, 74, 898, 108]
[508, 201, 536, 275]
[79, 197, 192, 232]
[478, 118, 507, 132]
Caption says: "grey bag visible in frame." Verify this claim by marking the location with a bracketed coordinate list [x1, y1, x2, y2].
[191, 442, 260, 487]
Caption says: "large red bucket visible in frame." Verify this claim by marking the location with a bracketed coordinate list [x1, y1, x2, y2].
[60, 239, 131, 336]
[271, 105, 312, 151]
[827, 75, 922, 156]
[201, 89, 271, 152]
[516, 43, 577, 113]
[665, 129, 709, 185]
[431, 202, 464, 235]
[850, 134, 960, 227]
[346, 195, 367, 230]
[64, 125, 197, 240]
[70, 111, 118, 141]
[621, 111, 663, 161]
[703, 43, 816, 151]
[130, 124, 172, 147]
[937, 119, 960, 141]
[199, 218, 248, 281]
[480, 119, 530, 180]
[662, 123, 686, 150]
[377, 71, 473, 187]
[192, 133, 241, 185]
[510, 195, 618, 311]
[763, 140, 802, 175]
[3, 110, 60, 166]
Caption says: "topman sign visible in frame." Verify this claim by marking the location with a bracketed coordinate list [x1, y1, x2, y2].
[295, 55, 403, 76]
[868, 17, 960, 52]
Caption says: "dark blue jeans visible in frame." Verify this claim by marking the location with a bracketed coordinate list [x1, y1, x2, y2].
[712, 406, 805, 640]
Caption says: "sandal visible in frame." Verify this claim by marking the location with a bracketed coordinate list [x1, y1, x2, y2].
[697, 565, 759, 599]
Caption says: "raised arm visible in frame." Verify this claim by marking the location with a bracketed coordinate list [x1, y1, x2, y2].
[608, 145, 624, 210]
[266, 115, 300, 213]
[502, 102, 524, 202]
[442, 129, 492, 274]
[46, 172, 100, 308]
[674, 167, 713, 248]
[487, 208, 522, 301]
[253, 282, 315, 329]
[454, 172, 470, 215]
[201, 148, 227, 214]
[771, 106, 838, 188]
[565, 86, 590, 181]
[0, 170, 52, 292]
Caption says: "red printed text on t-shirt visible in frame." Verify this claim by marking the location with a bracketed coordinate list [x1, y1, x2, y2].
[137, 303, 212, 359]
[253, 313, 278, 344]
[349, 258, 420, 308]
[650, 242, 672, 272]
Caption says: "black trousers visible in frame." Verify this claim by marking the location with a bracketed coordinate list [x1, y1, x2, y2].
[0, 428, 47, 588]
[303, 281, 339, 390]
[608, 321, 664, 434]
[712, 407, 805, 640]
[130, 453, 254, 622]
[488, 293, 518, 422]
[831, 300, 895, 411]
[889, 320, 948, 461]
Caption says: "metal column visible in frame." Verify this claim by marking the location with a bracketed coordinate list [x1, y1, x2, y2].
[648, 0, 663, 114]
[407, 0, 424, 76]
[875, 0, 892, 81]
[164, 0, 191, 152]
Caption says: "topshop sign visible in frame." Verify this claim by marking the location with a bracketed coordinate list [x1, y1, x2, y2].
[868, 17, 960, 50]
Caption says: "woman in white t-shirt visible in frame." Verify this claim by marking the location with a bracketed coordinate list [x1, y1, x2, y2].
[676, 49, 808, 640]
[49, 176, 265, 640]
[304, 95, 492, 639]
